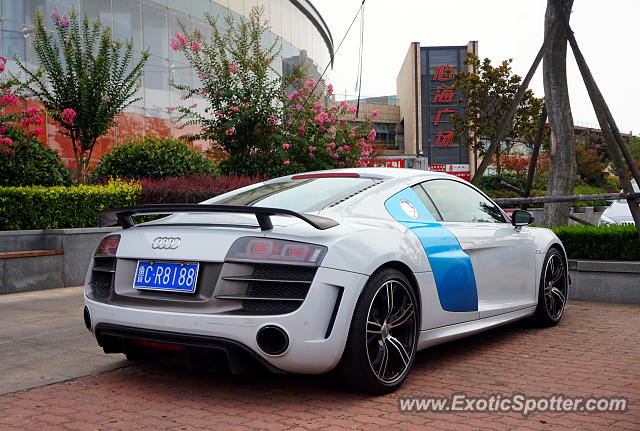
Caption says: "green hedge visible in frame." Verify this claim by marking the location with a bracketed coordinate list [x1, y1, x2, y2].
[0, 180, 141, 230]
[91, 135, 219, 181]
[552, 225, 640, 261]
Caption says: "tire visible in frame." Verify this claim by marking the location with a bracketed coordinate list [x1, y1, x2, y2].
[338, 268, 419, 395]
[532, 247, 568, 327]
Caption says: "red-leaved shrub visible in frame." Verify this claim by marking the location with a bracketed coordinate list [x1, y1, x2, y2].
[139, 175, 265, 204]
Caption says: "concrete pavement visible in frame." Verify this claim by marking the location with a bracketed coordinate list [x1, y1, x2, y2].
[0, 286, 129, 395]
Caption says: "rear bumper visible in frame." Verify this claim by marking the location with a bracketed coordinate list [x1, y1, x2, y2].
[95, 323, 283, 374]
[85, 267, 368, 374]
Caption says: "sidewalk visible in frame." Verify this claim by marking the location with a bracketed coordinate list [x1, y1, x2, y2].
[0, 286, 128, 395]
[0, 296, 638, 429]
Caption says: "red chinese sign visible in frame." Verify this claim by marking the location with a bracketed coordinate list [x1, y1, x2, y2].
[435, 130, 454, 148]
[434, 109, 455, 126]
[432, 86, 454, 103]
[431, 64, 456, 148]
[364, 159, 406, 168]
[428, 164, 471, 181]
[432, 65, 453, 81]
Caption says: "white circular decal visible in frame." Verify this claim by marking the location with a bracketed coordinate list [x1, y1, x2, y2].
[400, 200, 418, 219]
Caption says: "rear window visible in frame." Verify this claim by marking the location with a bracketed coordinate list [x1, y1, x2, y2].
[205, 177, 376, 212]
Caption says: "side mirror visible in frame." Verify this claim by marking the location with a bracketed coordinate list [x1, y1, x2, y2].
[511, 209, 534, 227]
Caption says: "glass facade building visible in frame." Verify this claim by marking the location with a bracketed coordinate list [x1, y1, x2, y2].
[0, 0, 333, 162]
[1, 0, 333, 117]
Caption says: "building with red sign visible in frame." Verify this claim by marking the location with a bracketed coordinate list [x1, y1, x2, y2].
[396, 41, 478, 180]
[341, 41, 477, 180]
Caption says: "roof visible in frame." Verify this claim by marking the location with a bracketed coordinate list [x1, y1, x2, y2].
[287, 167, 453, 180]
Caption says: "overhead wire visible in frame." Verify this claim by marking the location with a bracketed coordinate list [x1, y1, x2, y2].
[354, 1, 365, 119]
[283, 0, 367, 137]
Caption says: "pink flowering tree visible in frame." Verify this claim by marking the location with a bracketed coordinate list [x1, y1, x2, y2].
[15, 8, 149, 182]
[171, 6, 377, 176]
[279, 79, 377, 173]
[0, 57, 73, 186]
[171, 7, 299, 176]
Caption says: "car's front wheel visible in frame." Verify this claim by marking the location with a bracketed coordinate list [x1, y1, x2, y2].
[532, 247, 568, 327]
[339, 268, 418, 395]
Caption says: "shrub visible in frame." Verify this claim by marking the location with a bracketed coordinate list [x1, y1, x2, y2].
[552, 225, 640, 261]
[572, 185, 608, 207]
[576, 145, 607, 187]
[0, 180, 140, 230]
[0, 64, 72, 186]
[0, 132, 73, 187]
[91, 135, 219, 181]
[139, 175, 265, 204]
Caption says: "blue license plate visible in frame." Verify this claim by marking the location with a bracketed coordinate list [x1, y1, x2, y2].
[133, 261, 199, 293]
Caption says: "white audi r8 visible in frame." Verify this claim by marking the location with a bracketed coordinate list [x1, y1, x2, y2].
[84, 168, 569, 394]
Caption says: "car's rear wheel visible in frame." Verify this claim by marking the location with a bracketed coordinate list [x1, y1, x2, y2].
[339, 268, 418, 395]
[532, 248, 568, 327]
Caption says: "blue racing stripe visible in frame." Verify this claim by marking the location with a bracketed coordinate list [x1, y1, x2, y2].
[385, 187, 478, 312]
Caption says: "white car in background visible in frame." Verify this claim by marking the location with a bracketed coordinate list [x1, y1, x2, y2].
[84, 168, 569, 394]
[599, 180, 639, 226]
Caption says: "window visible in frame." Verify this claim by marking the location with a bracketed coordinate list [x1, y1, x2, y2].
[142, 0, 168, 58]
[420, 180, 506, 223]
[2, 0, 25, 61]
[207, 177, 377, 212]
[411, 184, 442, 221]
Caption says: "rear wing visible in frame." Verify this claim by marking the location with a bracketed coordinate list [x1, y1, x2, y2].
[98, 204, 339, 231]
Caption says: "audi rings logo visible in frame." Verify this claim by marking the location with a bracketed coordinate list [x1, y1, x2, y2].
[151, 237, 181, 250]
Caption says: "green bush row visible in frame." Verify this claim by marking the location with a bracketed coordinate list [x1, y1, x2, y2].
[0, 180, 141, 230]
[552, 225, 640, 261]
[91, 135, 219, 181]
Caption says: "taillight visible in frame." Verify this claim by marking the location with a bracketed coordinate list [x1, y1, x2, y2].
[226, 237, 327, 266]
[96, 234, 120, 256]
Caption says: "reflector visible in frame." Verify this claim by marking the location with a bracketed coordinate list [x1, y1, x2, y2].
[96, 234, 120, 256]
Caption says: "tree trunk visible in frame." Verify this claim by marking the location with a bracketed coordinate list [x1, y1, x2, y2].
[542, 0, 576, 226]
[523, 103, 547, 210]
[550, 0, 640, 236]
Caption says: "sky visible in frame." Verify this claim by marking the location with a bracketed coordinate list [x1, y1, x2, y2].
[312, 0, 640, 134]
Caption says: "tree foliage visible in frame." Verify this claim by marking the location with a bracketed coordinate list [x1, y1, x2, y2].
[575, 145, 607, 187]
[16, 7, 149, 182]
[0, 57, 72, 186]
[171, 6, 376, 177]
[172, 8, 291, 176]
[451, 54, 545, 155]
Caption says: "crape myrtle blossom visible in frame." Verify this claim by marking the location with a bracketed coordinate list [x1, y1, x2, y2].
[61, 108, 76, 125]
[0, 85, 45, 155]
[52, 8, 70, 28]
[166, 17, 377, 176]
[170, 32, 188, 51]
[278, 77, 377, 172]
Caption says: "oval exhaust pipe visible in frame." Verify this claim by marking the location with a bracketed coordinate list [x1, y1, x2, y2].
[256, 325, 289, 356]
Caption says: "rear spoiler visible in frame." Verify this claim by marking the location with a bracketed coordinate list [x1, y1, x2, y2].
[98, 204, 339, 231]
